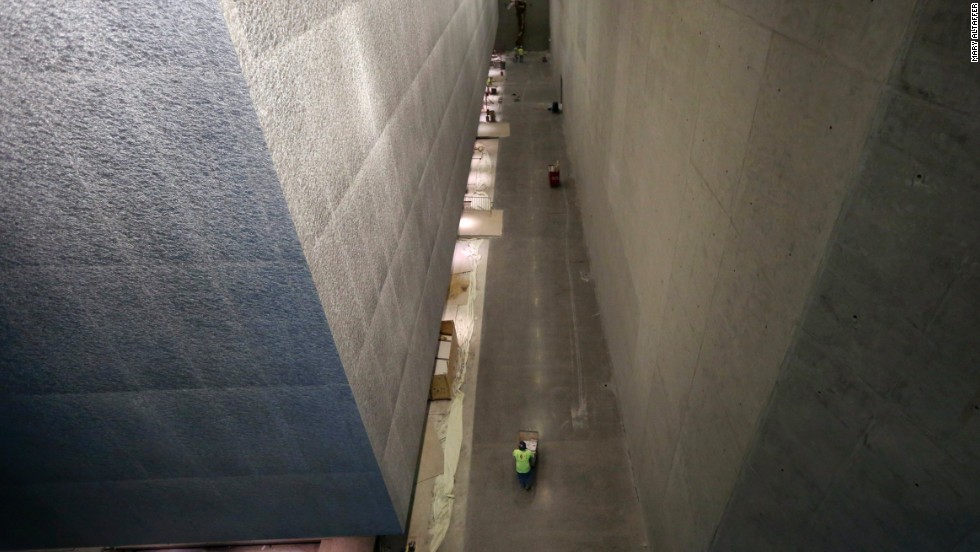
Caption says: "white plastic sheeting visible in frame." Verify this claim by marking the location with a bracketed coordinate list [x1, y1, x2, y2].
[428, 240, 483, 550]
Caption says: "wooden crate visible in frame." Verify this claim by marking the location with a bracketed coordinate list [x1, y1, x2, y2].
[430, 321, 461, 400]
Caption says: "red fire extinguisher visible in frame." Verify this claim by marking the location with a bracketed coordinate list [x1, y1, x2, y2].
[548, 162, 560, 188]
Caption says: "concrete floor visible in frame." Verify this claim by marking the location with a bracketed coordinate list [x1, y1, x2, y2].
[462, 54, 647, 550]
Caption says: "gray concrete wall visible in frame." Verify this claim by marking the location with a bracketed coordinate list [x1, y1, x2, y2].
[220, 0, 497, 525]
[550, 0, 976, 549]
[0, 1, 398, 548]
[712, 1, 980, 549]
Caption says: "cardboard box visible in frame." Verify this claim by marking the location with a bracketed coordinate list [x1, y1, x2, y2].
[430, 359, 453, 400]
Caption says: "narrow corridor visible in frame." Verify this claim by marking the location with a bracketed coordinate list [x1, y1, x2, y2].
[462, 54, 647, 550]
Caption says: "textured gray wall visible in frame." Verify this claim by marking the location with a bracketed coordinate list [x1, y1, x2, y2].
[220, 0, 497, 524]
[552, 0, 977, 550]
[0, 1, 398, 548]
[713, 2, 980, 549]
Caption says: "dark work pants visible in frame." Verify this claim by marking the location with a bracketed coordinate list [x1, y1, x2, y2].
[517, 469, 533, 489]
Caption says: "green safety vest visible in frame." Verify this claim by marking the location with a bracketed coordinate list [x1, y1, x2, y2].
[513, 449, 535, 473]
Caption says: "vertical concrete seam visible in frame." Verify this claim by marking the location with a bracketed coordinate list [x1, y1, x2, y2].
[726, 27, 774, 221]
[800, 420, 877, 537]
[693, 23, 781, 550]
[885, 0, 927, 86]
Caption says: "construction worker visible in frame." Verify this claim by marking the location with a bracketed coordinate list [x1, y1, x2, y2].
[513, 441, 536, 490]
[516, 45, 525, 63]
